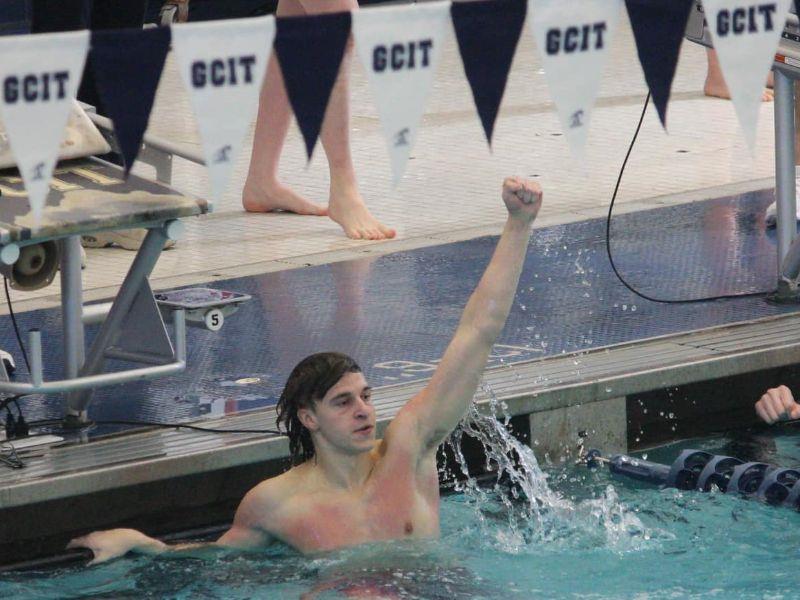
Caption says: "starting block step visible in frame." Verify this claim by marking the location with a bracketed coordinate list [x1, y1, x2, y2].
[154, 287, 251, 332]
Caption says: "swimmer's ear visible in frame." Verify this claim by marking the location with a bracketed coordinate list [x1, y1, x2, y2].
[297, 407, 319, 432]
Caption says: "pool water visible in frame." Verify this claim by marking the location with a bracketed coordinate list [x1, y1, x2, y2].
[3, 424, 800, 599]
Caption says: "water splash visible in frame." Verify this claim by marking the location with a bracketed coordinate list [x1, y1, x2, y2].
[444, 381, 651, 554]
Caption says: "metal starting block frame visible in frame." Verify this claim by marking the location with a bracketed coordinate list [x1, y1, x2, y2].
[686, 2, 800, 302]
[82, 287, 252, 333]
[0, 105, 217, 427]
[0, 226, 188, 426]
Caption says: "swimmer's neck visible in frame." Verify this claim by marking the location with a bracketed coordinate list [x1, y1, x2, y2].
[303, 441, 380, 492]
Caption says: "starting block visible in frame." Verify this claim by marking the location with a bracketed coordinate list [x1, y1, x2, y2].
[0, 101, 246, 427]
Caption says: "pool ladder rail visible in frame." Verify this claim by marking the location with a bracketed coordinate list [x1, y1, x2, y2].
[580, 448, 800, 510]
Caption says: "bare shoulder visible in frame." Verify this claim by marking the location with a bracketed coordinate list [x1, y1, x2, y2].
[236, 467, 308, 525]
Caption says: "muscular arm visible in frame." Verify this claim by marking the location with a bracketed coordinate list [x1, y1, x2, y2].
[68, 484, 276, 565]
[387, 178, 542, 458]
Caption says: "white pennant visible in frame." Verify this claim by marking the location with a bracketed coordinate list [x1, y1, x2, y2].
[353, 2, 450, 185]
[702, 0, 791, 150]
[0, 30, 89, 223]
[172, 16, 275, 203]
[530, 0, 621, 163]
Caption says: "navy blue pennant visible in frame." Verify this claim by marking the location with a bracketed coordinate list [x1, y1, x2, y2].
[625, 0, 693, 128]
[275, 12, 352, 161]
[89, 26, 171, 175]
[451, 0, 526, 146]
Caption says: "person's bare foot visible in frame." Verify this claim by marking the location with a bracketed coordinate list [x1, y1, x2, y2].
[242, 180, 327, 216]
[328, 179, 396, 240]
[704, 75, 774, 101]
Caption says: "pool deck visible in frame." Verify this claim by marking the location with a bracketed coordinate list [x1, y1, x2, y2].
[0, 15, 779, 313]
[1, 15, 798, 565]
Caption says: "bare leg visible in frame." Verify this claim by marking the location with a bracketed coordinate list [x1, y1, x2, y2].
[298, 0, 396, 240]
[704, 48, 773, 101]
[242, 0, 327, 216]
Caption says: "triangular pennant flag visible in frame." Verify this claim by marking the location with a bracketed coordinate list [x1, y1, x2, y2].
[172, 17, 275, 203]
[702, 0, 792, 150]
[0, 30, 89, 223]
[451, 0, 526, 146]
[529, 0, 622, 162]
[274, 11, 352, 161]
[353, 2, 450, 184]
[90, 27, 171, 175]
[625, 0, 693, 128]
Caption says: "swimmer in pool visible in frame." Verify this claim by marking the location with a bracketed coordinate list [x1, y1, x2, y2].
[68, 176, 543, 563]
[755, 385, 800, 424]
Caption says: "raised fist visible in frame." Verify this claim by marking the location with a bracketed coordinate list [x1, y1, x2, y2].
[502, 177, 543, 222]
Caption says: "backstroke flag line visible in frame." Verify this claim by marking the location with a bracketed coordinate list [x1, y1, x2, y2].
[0, 30, 89, 223]
[0, 1, 796, 204]
[90, 27, 172, 176]
[702, 0, 792, 150]
[451, 0, 526, 147]
[172, 16, 275, 203]
[625, 0, 693, 129]
[353, 1, 450, 185]
[529, 0, 621, 163]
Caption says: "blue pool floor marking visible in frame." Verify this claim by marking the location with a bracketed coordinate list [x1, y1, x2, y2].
[1, 188, 797, 431]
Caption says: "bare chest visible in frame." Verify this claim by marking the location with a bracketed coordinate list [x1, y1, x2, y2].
[276, 483, 439, 553]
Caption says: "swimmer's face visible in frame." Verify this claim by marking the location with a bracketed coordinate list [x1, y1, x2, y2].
[299, 371, 376, 455]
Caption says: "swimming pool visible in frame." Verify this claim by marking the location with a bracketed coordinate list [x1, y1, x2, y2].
[3, 422, 800, 599]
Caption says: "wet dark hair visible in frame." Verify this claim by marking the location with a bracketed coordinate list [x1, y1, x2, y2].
[276, 352, 362, 464]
